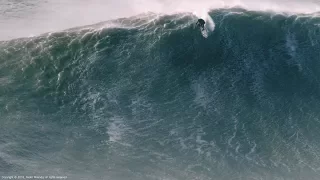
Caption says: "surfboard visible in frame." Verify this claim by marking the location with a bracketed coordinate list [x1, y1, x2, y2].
[201, 27, 208, 38]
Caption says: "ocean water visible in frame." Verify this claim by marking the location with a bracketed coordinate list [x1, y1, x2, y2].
[1, 1, 320, 180]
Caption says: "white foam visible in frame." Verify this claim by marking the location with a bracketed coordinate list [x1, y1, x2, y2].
[285, 32, 303, 71]
[1, 0, 320, 40]
[0, 77, 13, 86]
[107, 116, 126, 143]
[227, 116, 239, 149]
[191, 77, 211, 109]
[286, 32, 298, 58]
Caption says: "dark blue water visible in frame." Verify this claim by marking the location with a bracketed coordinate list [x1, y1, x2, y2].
[1, 9, 320, 180]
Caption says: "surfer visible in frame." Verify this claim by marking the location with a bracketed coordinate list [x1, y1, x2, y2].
[196, 19, 205, 31]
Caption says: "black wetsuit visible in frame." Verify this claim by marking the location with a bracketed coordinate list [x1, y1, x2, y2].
[196, 19, 205, 30]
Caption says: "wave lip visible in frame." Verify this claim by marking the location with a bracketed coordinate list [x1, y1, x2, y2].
[1, 0, 320, 41]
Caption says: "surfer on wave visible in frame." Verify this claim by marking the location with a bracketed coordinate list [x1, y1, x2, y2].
[196, 19, 205, 31]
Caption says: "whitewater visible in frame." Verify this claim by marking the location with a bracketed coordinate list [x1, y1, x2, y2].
[1, 0, 320, 180]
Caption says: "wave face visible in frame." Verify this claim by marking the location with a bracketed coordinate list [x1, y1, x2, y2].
[1, 9, 320, 180]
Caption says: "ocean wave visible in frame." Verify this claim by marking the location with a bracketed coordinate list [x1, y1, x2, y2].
[1, 8, 320, 180]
